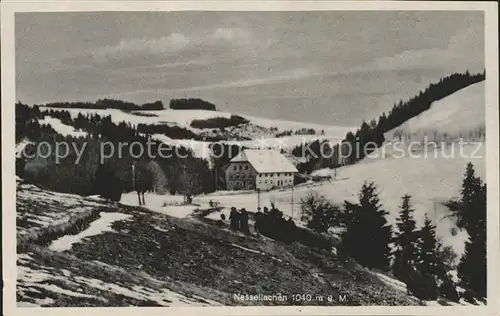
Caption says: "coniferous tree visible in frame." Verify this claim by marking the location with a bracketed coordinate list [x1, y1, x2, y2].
[343, 131, 357, 165]
[92, 162, 120, 201]
[341, 182, 392, 271]
[459, 228, 486, 300]
[404, 213, 440, 300]
[416, 214, 440, 277]
[300, 193, 343, 233]
[392, 194, 419, 280]
[447, 163, 487, 300]
[435, 241, 460, 302]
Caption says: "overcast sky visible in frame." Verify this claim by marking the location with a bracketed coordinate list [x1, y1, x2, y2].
[15, 11, 484, 126]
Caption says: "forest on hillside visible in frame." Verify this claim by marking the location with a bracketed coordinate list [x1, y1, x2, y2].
[169, 98, 217, 111]
[292, 70, 486, 175]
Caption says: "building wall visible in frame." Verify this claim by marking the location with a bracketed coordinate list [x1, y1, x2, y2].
[225, 162, 257, 190]
[255, 172, 295, 191]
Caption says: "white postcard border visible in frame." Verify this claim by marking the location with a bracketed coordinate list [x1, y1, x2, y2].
[2, 1, 498, 315]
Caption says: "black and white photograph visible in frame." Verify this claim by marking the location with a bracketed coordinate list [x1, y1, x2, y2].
[2, 1, 499, 314]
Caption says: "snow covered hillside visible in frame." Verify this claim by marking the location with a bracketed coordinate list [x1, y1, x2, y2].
[36, 107, 353, 158]
[40, 107, 353, 137]
[384, 81, 485, 143]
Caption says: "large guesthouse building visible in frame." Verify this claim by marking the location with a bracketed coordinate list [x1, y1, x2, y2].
[225, 149, 298, 191]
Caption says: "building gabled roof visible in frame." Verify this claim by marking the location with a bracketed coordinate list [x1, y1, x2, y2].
[228, 149, 298, 174]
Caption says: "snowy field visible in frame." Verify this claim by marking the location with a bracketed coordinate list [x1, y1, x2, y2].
[37, 107, 354, 158]
[120, 192, 197, 218]
[385, 81, 485, 142]
[148, 134, 344, 160]
[40, 107, 354, 136]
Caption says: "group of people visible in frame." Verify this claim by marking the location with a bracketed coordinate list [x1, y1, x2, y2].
[228, 207, 251, 234]
[223, 203, 298, 243]
[255, 203, 297, 243]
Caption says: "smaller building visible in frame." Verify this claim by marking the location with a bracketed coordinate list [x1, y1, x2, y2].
[225, 149, 298, 191]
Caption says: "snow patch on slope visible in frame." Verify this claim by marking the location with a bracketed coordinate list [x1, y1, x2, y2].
[39, 116, 87, 138]
[49, 212, 132, 252]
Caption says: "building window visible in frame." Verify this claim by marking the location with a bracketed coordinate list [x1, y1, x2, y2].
[233, 165, 237, 171]
[245, 165, 248, 170]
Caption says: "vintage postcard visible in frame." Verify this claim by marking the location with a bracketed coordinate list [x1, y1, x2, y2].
[2, 1, 499, 315]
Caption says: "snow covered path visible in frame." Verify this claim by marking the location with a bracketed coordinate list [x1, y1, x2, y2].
[49, 212, 132, 251]
[120, 192, 200, 219]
